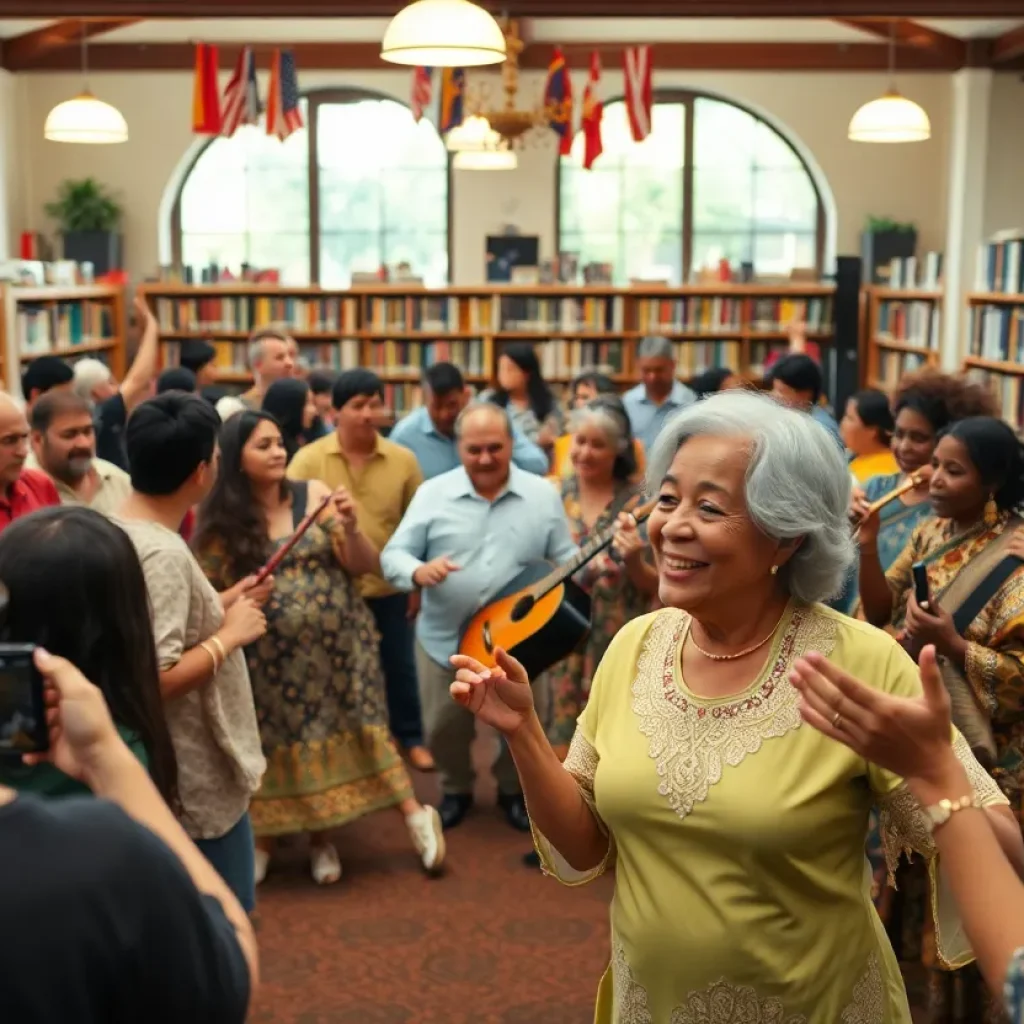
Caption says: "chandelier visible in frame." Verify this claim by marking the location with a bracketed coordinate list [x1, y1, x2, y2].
[474, 20, 546, 147]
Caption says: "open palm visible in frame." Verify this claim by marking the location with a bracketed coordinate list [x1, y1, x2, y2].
[449, 648, 535, 737]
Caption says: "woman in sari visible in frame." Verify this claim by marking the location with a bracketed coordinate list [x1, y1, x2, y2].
[859, 415, 1024, 1022]
[451, 391, 1021, 1022]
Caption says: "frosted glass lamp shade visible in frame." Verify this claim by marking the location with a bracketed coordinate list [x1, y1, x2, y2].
[453, 148, 517, 170]
[446, 115, 500, 152]
[381, 0, 506, 67]
[848, 90, 930, 143]
[44, 92, 128, 144]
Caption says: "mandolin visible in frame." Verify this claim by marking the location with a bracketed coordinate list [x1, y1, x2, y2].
[458, 495, 657, 679]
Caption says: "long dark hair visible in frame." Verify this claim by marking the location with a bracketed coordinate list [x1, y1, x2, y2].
[944, 416, 1024, 512]
[0, 507, 178, 808]
[851, 388, 894, 446]
[262, 378, 311, 462]
[193, 411, 288, 585]
[491, 343, 556, 424]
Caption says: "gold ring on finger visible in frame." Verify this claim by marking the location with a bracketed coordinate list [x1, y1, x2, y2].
[831, 710, 843, 730]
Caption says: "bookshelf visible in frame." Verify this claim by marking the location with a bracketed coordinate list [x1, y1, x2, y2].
[0, 284, 127, 398]
[138, 282, 835, 417]
[962, 291, 1024, 430]
[863, 286, 943, 392]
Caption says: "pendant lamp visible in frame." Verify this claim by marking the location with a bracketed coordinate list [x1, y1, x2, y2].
[453, 148, 517, 170]
[848, 23, 930, 144]
[381, 0, 506, 67]
[44, 29, 127, 144]
[445, 115, 498, 152]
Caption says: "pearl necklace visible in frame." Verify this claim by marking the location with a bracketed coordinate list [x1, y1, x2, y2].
[688, 607, 790, 662]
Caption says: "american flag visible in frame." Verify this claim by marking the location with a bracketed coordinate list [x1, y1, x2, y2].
[220, 46, 258, 138]
[266, 48, 304, 141]
[411, 66, 433, 123]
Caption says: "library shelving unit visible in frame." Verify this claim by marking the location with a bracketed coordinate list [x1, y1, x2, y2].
[0, 283, 127, 397]
[137, 282, 836, 418]
[962, 290, 1024, 430]
[862, 286, 942, 391]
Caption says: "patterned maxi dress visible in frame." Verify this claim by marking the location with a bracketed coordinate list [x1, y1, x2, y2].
[198, 482, 413, 837]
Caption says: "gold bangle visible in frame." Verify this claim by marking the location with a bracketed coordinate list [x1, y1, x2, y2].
[198, 641, 221, 673]
[209, 635, 228, 664]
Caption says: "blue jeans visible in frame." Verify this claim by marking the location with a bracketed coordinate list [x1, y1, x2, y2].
[366, 592, 425, 749]
[196, 811, 256, 913]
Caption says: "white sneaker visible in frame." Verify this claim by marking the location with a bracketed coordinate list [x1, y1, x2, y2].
[406, 805, 446, 874]
[310, 842, 342, 885]
[254, 847, 270, 886]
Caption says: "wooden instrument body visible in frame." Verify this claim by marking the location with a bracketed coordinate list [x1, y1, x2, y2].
[458, 561, 592, 679]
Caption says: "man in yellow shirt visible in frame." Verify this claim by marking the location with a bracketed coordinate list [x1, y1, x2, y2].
[287, 369, 433, 772]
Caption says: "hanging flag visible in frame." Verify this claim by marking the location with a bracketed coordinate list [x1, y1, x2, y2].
[191, 42, 222, 135]
[581, 51, 604, 170]
[624, 45, 653, 142]
[411, 67, 433, 123]
[438, 68, 465, 135]
[266, 48, 304, 141]
[220, 46, 259, 138]
[543, 47, 574, 157]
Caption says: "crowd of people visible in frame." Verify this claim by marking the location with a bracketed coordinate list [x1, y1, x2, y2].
[5, 304, 1024, 1023]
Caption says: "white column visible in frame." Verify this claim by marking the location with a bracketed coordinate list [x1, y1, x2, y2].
[941, 68, 993, 371]
[0, 70, 19, 261]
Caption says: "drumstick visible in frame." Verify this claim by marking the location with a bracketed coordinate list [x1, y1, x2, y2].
[253, 491, 334, 584]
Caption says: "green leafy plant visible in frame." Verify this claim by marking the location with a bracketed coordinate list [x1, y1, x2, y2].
[44, 178, 123, 233]
[864, 215, 916, 234]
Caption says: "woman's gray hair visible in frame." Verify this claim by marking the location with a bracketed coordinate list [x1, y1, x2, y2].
[568, 401, 629, 453]
[646, 390, 854, 604]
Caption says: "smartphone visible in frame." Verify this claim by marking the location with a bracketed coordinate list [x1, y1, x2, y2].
[911, 561, 931, 609]
[0, 644, 48, 757]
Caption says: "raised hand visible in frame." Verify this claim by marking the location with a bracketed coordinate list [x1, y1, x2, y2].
[449, 647, 534, 737]
[611, 511, 645, 564]
[329, 485, 358, 532]
[788, 645, 955, 787]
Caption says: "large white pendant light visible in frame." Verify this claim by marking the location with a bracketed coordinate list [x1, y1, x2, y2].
[453, 148, 517, 170]
[381, 0, 506, 67]
[445, 114, 498, 152]
[848, 23, 930, 144]
[44, 28, 127, 144]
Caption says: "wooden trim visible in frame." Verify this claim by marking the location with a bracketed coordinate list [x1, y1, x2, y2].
[555, 89, 827, 284]
[992, 24, 1024, 64]
[170, 87, 453, 288]
[832, 16, 965, 56]
[1, 17, 139, 71]
[12, 39, 982, 73]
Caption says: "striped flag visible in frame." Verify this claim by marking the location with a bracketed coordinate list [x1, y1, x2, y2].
[220, 46, 258, 138]
[581, 52, 604, 170]
[191, 42, 222, 135]
[543, 47, 574, 157]
[266, 48, 304, 141]
[624, 45, 652, 142]
[411, 66, 433, 123]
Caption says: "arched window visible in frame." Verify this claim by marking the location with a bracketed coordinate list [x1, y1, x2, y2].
[558, 92, 825, 285]
[173, 89, 451, 287]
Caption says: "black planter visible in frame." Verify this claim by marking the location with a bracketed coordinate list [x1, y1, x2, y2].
[860, 229, 917, 286]
[61, 231, 123, 276]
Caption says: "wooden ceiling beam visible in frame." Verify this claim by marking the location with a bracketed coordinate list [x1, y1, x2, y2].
[833, 16, 965, 62]
[992, 23, 1024, 63]
[2, 18, 140, 71]
[7, 39, 975, 73]
[4, 1, 1024, 17]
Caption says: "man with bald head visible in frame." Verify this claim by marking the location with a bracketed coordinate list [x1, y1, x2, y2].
[0, 393, 59, 532]
[381, 402, 577, 832]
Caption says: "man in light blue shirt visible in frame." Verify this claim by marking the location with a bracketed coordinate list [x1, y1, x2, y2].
[381, 402, 577, 833]
[622, 335, 696, 453]
[389, 362, 548, 479]
[767, 353, 844, 449]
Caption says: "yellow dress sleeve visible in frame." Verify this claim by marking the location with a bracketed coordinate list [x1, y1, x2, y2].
[868, 643, 1009, 969]
[531, 615, 654, 885]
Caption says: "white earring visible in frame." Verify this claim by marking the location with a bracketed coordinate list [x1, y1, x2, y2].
[770, 565, 779, 576]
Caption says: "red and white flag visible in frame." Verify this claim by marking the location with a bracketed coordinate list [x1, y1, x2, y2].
[220, 46, 258, 138]
[411, 67, 433, 123]
[581, 51, 604, 170]
[624, 45, 652, 142]
[266, 48, 304, 140]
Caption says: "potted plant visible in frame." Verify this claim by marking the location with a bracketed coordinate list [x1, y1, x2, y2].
[860, 215, 917, 285]
[44, 177, 124, 275]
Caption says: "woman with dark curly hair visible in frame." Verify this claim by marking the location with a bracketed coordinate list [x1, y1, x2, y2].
[192, 411, 444, 887]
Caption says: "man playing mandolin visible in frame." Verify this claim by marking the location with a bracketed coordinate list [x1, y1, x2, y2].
[381, 402, 577, 833]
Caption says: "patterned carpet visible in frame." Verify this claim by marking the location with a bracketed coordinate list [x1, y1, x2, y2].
[247, 725, 930, 1023]
[248, 726, 613, 1024]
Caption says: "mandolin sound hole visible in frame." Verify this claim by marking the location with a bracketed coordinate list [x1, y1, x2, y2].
[510, 595, 535, 622]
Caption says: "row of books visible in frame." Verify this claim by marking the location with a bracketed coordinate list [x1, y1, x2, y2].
[976, 232, 1024, 296]
[365, 340, 488, 378]
[876, 299, 942, 349]
[17, 302, 116, 356]
[886, 253, 943, 291]
[874, 350, 930, 390]
[967, 304, 1024, 364]
[967, 368, 1024, 431]
[635, 296, 832, 335]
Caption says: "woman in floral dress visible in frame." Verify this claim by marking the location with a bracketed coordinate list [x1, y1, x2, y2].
[193, 410, 444, 886]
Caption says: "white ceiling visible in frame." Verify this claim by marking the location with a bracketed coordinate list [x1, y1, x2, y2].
[0, 16, 1021, 44]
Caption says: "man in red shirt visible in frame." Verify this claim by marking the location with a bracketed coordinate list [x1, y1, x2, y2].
[0, 393, 59, 531]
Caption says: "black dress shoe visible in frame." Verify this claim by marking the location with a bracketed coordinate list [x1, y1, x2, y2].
[438, 793, 473, 831]
[522, 850, 541, 869]
[497, 793, 531, 832]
